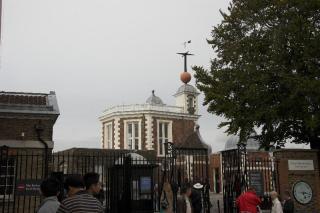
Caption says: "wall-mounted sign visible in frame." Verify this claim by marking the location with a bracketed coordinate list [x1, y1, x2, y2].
[15, 179, 42, 196]
[288, 160, 314, 171]
[140, 176, 152, 194]
[248, 171, 264, 196]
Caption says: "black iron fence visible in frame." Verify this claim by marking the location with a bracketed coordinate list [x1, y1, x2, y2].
[221, 146, 279, 213]
[0, 146, 210, 213]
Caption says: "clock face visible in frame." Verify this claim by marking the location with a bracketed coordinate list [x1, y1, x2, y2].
[293, 181, 313, 205]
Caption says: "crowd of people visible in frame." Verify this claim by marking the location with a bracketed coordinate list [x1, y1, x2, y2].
[236, 186, 294, 213]
[37, 173, 209, 213]
[160, 182, 206, 213]
[36, 174, 294, 213]
[37, 173, 104, 213]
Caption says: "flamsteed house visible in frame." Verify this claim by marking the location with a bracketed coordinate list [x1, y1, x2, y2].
[99, 76, 210, 156]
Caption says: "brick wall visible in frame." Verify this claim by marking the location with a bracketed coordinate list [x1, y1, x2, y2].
[111, 116, 195, 152]
[274, 149, 320, 213]
[152, 117, 195, 153]
[0, 116, 54, 141]
[247, 151, 270, 161]
[172, 118, 195, 146]
[209, 153, 222, 192]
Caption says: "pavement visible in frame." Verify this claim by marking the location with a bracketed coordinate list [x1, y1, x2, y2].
[210, 192, 223, 213]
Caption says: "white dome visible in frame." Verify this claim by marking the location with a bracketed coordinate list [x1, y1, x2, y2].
[146, 90, 164, 105]
[225, 135, 260, 151]
[174, 84, 199, 96]
[115, 153, 149, 165]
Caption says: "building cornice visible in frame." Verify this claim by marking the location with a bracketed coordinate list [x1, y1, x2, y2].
[99, 104, 200, 121]
[99, 110, 200, 121]
[0, 140, 54, 149]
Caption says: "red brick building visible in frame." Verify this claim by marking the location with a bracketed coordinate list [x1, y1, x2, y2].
[0, 91, 60, 150]
[0, 91, 59, 212]
[99, 83, 211, 157]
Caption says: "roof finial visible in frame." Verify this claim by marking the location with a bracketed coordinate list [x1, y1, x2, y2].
[152, 90, 155, 95]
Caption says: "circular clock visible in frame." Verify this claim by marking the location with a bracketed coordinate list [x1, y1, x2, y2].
[293, 181, 313, 205]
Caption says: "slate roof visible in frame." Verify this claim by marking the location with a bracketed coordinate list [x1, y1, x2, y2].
[0, 91, 60, 116]
[176, 125, 212, 153]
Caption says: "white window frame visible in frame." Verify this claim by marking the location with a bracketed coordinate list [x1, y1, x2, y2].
[124, 119, 142, 150]
[187, 95, 194, 108]
[157, 120, 173, 157]
[0, 157, 15, 201]
[104, 122, 113, 149]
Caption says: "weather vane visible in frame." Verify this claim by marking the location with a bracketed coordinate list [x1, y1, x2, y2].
[177, 40, 194, 84]
[182, 40, 191, 49]
[178, 40, 193, 72]
[177, 51, 194, 72]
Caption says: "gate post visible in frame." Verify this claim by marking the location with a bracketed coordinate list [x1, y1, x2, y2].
[273, 149, 320, 213]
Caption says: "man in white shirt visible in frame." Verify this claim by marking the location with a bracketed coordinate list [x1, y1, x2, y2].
[271, 191, 283, 213]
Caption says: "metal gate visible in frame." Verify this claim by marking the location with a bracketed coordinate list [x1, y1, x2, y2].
[0, 145, 210, 213]
[105, 144, 211, 213]
[221, 143, 278, 213]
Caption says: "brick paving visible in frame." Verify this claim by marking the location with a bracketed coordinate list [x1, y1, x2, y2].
[210, 192, 223, 213]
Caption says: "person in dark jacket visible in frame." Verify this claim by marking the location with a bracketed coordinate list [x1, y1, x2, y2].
[282, 190, 294, 213]
[190, 183, 203, 213]
[236, 187, 261, 213]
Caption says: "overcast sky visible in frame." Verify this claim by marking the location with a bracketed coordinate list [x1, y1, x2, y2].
[3, 0, 304, 152]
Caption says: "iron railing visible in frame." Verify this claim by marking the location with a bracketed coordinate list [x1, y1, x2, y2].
[0, 146, 210, 213]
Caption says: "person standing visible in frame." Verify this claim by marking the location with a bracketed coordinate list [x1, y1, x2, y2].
[271, 191, 283, 213]
[37, 178, 60, 213]
[83, 173, 102, 199]
[84, 172, 105, 205]
[190, 183, 203, 213]
[177, 183, 193, 213]
[57, 174, 103, 213]
[282, 191, 294, 213]
[236, 187, 261, 213]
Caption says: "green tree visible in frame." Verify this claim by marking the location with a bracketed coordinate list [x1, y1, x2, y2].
[193, 0, 320, 149]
